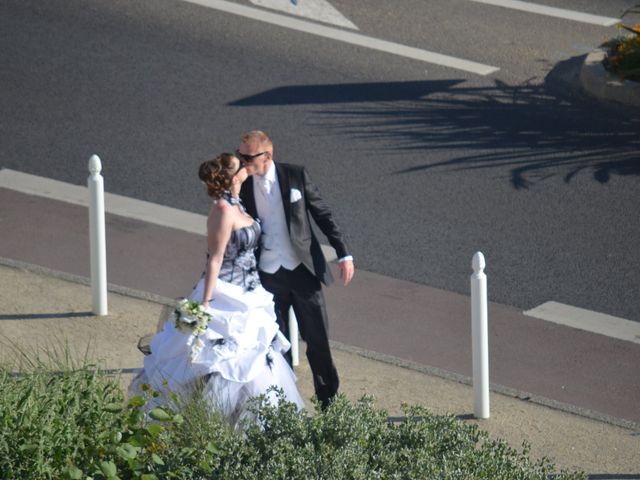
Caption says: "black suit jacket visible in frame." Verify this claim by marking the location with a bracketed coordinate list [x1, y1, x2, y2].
[240, 162, 349, 286]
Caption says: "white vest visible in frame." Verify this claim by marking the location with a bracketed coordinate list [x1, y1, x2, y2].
[254, 163, 301, 273]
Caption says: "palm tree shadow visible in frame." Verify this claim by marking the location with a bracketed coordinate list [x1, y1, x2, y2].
[309, 57, 640, 189]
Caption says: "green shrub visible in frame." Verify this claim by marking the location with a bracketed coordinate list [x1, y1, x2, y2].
[0, 366, 126, 479]
[237, 396, 586, 480]
[0, 364, 586, 480]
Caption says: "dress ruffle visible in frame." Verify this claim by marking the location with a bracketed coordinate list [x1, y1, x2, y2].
[143, 278, 291, 389]
[135, 277, 304, 421]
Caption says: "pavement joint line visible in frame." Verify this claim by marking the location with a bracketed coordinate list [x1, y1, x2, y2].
[2, 256, 638, 432]
[467, 0, 619, 26]
[180, 0, 500, 75]
[0, 169, 338, 261]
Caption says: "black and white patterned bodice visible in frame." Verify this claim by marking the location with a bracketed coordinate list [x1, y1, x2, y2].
[217, 220, 261, 290]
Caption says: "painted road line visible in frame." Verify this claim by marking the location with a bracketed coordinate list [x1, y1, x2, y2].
[468, 0, 619, 26]
[250, 0, 358, 30]
[0, 168, 206, 235]
[0, 168, 338, 261]
[524, 301, 640, 345]
[182, 0, 499, 75]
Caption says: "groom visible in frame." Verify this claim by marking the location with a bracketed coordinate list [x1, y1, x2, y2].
[237, 130, 354, 408]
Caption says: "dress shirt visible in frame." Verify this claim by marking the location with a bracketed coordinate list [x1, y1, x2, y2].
[253, 162, 302, 273]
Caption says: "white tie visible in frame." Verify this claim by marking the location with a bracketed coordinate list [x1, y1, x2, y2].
[260, 177, 271, 196]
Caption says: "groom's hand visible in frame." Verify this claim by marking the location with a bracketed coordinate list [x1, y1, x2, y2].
[338, 259, 354, 286]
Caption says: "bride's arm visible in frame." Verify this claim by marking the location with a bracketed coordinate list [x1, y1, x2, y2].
[202, 201, 233, 309]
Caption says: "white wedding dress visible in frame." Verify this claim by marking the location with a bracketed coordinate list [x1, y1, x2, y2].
[130, 204, 304, 425]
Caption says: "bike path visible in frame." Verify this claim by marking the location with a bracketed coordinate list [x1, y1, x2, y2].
[1, 187, 639, 426]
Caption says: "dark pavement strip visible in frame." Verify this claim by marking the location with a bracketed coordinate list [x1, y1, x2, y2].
[2, 187, 639, 427]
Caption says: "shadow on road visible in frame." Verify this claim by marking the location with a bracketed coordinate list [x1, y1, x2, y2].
[230, 60, 640, 189]
[229, 79, 464, 105]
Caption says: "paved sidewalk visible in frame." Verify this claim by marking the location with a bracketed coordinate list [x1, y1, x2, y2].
[0, 260, 638, 476]
[3, 187, 640, 427]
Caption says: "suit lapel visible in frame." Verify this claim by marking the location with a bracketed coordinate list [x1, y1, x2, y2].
[275, 162, 291, 228]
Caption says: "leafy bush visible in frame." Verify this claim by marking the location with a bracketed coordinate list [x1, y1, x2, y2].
[238, 396, 586, 480]
[0, 365, 126, 479]
[604, 23, 640, 81]
[0, 363, 586, 480]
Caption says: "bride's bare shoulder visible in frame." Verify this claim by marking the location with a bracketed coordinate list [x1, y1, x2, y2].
[206, 200, 233, 227]
[211, 198, 232, 214]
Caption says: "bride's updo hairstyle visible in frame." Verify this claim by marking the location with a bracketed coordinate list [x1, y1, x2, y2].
[198, 153, 239, 199]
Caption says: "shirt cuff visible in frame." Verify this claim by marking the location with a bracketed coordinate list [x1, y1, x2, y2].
[338, 255, 353, 263]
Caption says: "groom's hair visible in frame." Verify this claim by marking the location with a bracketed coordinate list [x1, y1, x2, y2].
[198, 153, 238, 199]
[241, 130, 273, 150]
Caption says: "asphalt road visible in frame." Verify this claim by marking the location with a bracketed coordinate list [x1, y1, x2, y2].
[2, 0, 640, 321]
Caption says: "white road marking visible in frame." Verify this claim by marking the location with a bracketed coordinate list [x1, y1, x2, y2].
[182, 0, 499, 75]
[468, 0, 619, 26]
[524, 301, 640, 345]
[0, 168, 337, 261]
[250, 0, 358, 30]
[0, 168, 206, 235]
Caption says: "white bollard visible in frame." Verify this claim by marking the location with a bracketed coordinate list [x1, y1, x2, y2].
[471, 252, 489, 419]
[88, 155, 108, 316]
[289, 307, 300, 366]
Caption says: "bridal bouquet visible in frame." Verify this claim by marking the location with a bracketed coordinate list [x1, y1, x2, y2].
[172, 299, 211, 337]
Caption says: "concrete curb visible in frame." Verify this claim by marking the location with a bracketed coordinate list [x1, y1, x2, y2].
[579, 48, 640, 108]
[2, 256, 639, 432]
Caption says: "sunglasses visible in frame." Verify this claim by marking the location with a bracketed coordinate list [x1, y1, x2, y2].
[235, 150, 267, 163]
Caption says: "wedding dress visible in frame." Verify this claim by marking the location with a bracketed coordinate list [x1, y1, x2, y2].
[130, 197, 304, 425]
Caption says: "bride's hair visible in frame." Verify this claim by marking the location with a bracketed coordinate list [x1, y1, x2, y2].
[198, 153, 238, 199]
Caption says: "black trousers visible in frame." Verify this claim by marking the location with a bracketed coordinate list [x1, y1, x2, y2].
[259, 265, 339, 406]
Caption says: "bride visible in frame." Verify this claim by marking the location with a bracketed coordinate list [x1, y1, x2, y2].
[131, 153, 304, 425]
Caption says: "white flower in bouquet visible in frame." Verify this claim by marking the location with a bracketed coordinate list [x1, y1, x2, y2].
[172, 299, 211, 337]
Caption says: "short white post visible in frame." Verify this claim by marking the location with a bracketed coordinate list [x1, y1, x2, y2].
[88, 155, 108, 316]
[289, 307, 300, 366]
[471, 252, 489, 419]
